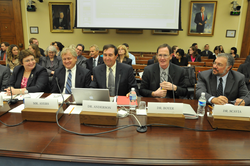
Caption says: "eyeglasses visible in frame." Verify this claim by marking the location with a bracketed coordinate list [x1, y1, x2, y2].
[158, 54, 170, 58]
[213, 62, 224, 67]
[24, 58, 35, 63]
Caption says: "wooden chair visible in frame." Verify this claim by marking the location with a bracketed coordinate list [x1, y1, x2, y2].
[194, 67, 212, 80]
[137, 57, 152, 61]
[201, 59, 213, 62]
[235, 58, 246, 60]
[188, 62, 205, 67]
[233, 63, 241, 68]
[136, 60, 149, 65]
[201, 56, 208, 60]
[0, 60, 6, 65]
[205, 62, 213, 67]
[132, 65, 146, 81]
[234, 60, 245, 64]
[142, 54, 154, 57]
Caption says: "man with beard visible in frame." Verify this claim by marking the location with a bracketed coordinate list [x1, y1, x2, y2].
[196, 53, 250, 106]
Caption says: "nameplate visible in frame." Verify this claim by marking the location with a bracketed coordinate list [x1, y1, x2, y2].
[213, 105, 250, 117]
[24, 98, 58, 109]
[148, 102, 182, 114]
[82, 100, 117, 113]
[0, 94, 3, 106]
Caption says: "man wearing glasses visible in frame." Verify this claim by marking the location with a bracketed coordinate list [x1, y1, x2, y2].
[140, 43, 187, 98]
[75, 44, 87, 68]
[196, 53, 250, 106]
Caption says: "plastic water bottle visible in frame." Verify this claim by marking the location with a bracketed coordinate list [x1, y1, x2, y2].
[197, 92, 206, 116]
[23, 90, 31, 103]
[129, 88, 137, 111]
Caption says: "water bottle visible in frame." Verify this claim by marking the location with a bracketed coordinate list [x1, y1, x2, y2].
[129, 88, 137, 111]
[23, 90, 31, 103]
[197, 92, 206, 116]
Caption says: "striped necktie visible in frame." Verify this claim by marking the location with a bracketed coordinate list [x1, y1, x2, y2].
[65, 70, 72, 94]
[217, 78, 223, 97]
[108, 68, 115, 96]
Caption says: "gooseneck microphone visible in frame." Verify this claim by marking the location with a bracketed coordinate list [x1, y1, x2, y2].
[167, 74, 175, 103]
[8, 86, 18, 105]
[238, 91, 250, 106]
[115, 74, 121, 97]
[55, 77, 65, 103]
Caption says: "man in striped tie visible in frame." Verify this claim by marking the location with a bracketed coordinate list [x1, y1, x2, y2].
[50, 48, 91, 93]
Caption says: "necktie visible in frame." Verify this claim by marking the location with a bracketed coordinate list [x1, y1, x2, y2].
[217, 78, 223, 97]
[65, 70, 72, 94]
[160, 71, 167, 83]
[108, 68, 115, 96]
[93, 59, 96, 68]
[202, 13, 204, 21]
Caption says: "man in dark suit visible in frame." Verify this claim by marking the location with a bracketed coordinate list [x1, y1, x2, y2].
[0, 64, 11, 91]
[86, 44, 104, 76]
[194, 6, 207, 33]
[53, 12, 69, 30]
[90, 44, 138, 96]
[75, 44, 87, 68]
[140, 43, 187, 98]
[238, 62, 250, 91]
[196, 53, 250, 106]
[29, 38, 45, 56]
[51, 48, 91, 93]
[201, 44, 213, 57]
[0, 42, 9, 60]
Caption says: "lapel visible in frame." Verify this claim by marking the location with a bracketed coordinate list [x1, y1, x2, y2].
[100, 64, 106, 88]
[224, 71, 235, 96]
[153, 63, 160, 88]
[59, 67, 66, 89]
[75, 65, 81, 87]
[209, 72, 217, 96]
[98, 57, 103, 65]
[27, 65, 36, 87]
[89, 57, 93, 67]
[168, 63, 175, 83]
[76, 56, 82, 65]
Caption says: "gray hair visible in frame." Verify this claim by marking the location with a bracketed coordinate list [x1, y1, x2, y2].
[217, 53, 235, 68]
[90, 44, 99, 51]
[45, 45, 57, 55]
[61, 47, 77, 58]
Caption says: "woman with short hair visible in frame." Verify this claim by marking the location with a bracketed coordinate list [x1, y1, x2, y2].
[171, 49, 188, 66]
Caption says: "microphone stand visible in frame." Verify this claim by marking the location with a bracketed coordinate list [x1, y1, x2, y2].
[8, 86, 18, 105]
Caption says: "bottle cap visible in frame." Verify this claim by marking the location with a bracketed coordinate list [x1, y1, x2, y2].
[201, 92, 205, 96]
[131, 87, 135, 91]
[24, 90, 29, 94]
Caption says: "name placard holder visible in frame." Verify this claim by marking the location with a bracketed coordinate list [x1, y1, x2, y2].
[208, 105, 250, 131]
[22, 98, 63, 122]
[80, 101, 118, 126]
[0, 102, 10, 116]
[147, 102, 185, 127]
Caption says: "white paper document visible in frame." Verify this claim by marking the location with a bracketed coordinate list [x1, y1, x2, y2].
[45, 93, 71, 104]
[8, 104, 24, 113]
[64, 105, 82, 114]
[1, 92, 44, 101]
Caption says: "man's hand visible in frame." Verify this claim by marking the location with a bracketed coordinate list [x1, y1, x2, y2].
[235, 98, 245, 106]
[199, 23, 203, 25]
[211, 96, 228, 105]
[152, 87, 167, 98]
[160, 81, 177, 91]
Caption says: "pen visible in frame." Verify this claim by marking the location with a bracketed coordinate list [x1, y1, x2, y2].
[69, 107, 75, 115]
[208, 105, 213, 109]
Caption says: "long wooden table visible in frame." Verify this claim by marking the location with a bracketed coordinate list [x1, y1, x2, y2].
[0, 97, 250, 165]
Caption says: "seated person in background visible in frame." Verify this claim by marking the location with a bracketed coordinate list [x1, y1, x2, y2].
[1, 42, 9, 60]
[86, 44, 104, 75]
[230, 47, 240, 58]
[6, 44, 20, 72]
[29, 38, 45, 56]
[186, 46, 201, 62]
[90, 44, 138, 96]
[192, 43, 201, 55]
[75, 44, 87, 68]
[40, 45, 62, 76]
[196, 53, 250, 106]
[0, 64, 11, 91]
[122, 43, 136, 64]
[117, 45, 132, 65]
[51, 48, 91, 93]
[219, 45, 225, 53]
[171, 49, 188, 66]
[147, 55, 158, 66]
[237, 62, 250, 91]
[28, 44, 43, 64]
[5, 49, 48, 95]
[140, 43, 187, 98]
[208, 46, 220, 60]
[201, 44, 213, 57]
[52, 41, 64, 56]
[171, 45, 178, 57]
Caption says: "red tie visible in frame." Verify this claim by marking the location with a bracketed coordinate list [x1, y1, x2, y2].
[3, 52, 6, 61]
[202, 13, 204, 21]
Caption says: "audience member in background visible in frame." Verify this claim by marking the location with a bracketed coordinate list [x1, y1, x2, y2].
[51, 48, 91, 93]
[230, 47, 239, 58]
[5, 49, 48, 95]
[192, 43, 201, 55]
[186, 46, 201, 62]
[219, 45, 225, 53]
[0, 64, 11, 91]
[196, 53, 250, 106]
[52, 41, 64, 56]
[238, 62, 250, 91]
[208, 46, 220, 60]
[122, 43, 136, 64]
[147, 55, 158, 66]
[117, 45, 132, 65]
[0, 42, 9, 60]
[140, 43, 187, 98]
[75, 44, 87, 68]
[201, 44, 213, 57]
[171, 49, 188, 66]
[68, 44, 76, 50]
[86, 44, 104, 75]
[40, 45, 62, 76]
[29, 38, 45, 56]
[171, 45, 178, 57]
[6, 44, 20, 72]
[28, 44, 43, 64]
[90, 44, 138, 96]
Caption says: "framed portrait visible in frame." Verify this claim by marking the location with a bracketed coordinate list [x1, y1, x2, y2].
[82, 29, 109, 34]
[188, 1, 217, 36]
[116, 29, 143, 34]
[49, 2, 73, 33]
[152, 30, 179, 35]
[226, 30, 236, 38]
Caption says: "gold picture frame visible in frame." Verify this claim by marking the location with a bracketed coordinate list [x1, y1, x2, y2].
[116, 29, 143, 34]
[188, 1, 217, 36]
[152, 30, 179, 35]
[82, 29, 109, 34]
[49, 2, 74, 33]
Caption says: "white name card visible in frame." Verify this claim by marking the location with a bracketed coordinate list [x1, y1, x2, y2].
[82, 100, 117, 113]
[148, 102, 183, 114]
[0, 94, 3, 106]
[213, 105, 250, 117]
[24, 98, 58, 109]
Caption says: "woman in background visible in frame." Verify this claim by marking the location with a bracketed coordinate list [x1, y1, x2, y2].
[6, 44, 20, 72]
[28, 44, 42, 64]
[209, 46, 220, 60]
[219, 45, 225, 53]
[171, 45, 178, 57]
[171, 49, 188, 66]
[186, 46, 201, 62]
[231, 47, 240, 58]
[117, 45, 132, 65]
[52, 41, 64, 56]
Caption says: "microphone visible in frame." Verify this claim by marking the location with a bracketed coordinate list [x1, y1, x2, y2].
[8, 86, 18, 105]
[167, 74, 175, 103]
[55, 77, 65, 104]
[238, 91, 250, 106]
[115, 74, 121, 96]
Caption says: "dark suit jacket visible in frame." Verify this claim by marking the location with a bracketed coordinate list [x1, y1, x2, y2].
[238, 62, 250, 91]
[201, 50, 213, 57]
[51, 65, 91, 93]
[0, 64, 11, 91]
[9, 64, 48, 92]
[90, 62, 138, 96]
[76, 56, 88, 68]
[53, 17, 68, 29]
[196, 69, 250, 105]
[186, 54, 201, 62]
[39, 47, 45, 56]
[140, 63, 187, 98]
[117, 57, 132, 66]
[40, 55, 63, 76]
[171, 57, 188, 66]
[86, 56, 104, 75]
[194, 12, 207, 33]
